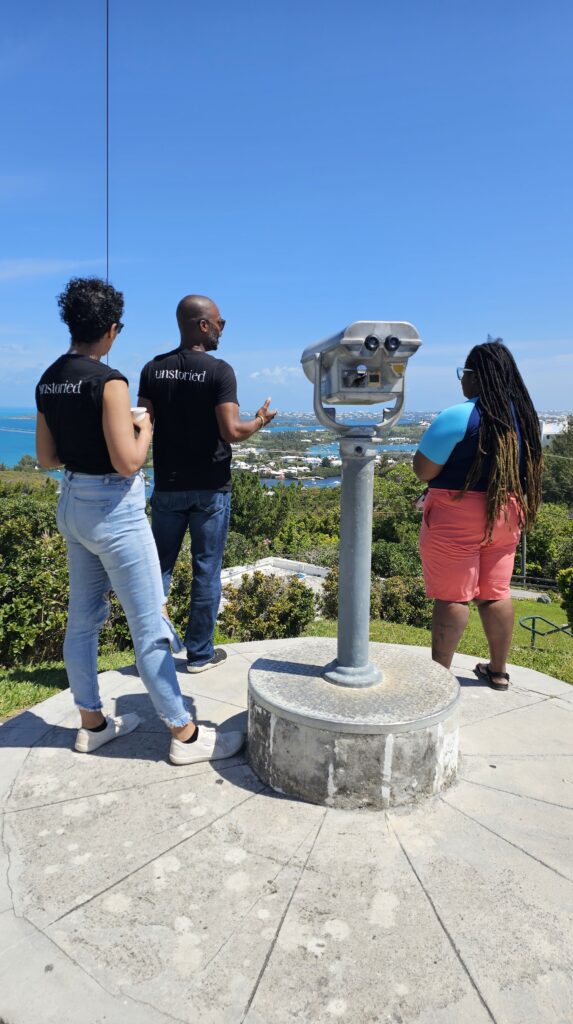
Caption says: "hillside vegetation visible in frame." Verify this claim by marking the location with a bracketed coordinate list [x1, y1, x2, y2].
[1, 456, 571, 718]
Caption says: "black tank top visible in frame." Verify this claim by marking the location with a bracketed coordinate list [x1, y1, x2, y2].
[35, 353, 128, 474]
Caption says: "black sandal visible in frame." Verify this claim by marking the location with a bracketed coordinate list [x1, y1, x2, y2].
[474, 662, 510, 691]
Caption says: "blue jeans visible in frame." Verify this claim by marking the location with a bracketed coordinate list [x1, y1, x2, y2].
[151, 489, 231, 667]
[57, 471, 191, 728]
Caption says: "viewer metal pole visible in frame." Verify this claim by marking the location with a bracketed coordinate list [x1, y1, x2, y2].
[323, 433, 381, 687]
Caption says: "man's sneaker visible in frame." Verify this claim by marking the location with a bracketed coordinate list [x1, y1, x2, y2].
[186, 648, 228, 674]
[74, 713, 140, 754]
[169, 725, 245, 765]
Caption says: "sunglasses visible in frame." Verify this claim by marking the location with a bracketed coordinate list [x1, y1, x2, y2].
[115, 322, 124, 334]
[456, 366, 474, 380]
[195, 317, 226, 331]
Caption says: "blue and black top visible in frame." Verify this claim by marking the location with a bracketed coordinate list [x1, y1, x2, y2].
[418, 397, 524, 491]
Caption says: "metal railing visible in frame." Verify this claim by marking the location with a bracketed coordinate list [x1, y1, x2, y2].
[510, 574, 559, 591]
[519, 615, 572, 648]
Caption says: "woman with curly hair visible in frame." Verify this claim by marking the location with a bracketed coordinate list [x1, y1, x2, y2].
[413, 338, 543, 690]
[35, 277, 243, 763]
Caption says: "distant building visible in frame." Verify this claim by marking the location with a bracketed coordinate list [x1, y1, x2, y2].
[220, 557, 329, 613]
[539, 418, 567, 447]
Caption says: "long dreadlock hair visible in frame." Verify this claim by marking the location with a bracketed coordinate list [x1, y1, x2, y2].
[459, 338, 543, 540]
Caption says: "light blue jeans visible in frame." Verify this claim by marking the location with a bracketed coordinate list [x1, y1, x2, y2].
[57, 471, 191, 728]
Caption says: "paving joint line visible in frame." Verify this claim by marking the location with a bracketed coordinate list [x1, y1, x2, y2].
[440, 797, 573, 884]
[1, 781, 18, 916]
[388, 817, 498, 1024]
[456, 776, 573, 811]
[512, 686, 573, 699]
[550, 701, 573, 714]
[235, 652, 265, 666]
[112, 987, 187, 1024]
[48, 787, 264, 926]
[200, 813, 323, 975]
[178, 688, 247, 710]
[144, 782, 267, 846]
[460, 695, 554, 730]
[239, 810, 328, 1023]
[2, 759, 250, 816]
[17, 911, 184, 1024]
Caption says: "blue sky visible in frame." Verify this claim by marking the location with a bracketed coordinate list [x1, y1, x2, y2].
[1, 0, 571, 412]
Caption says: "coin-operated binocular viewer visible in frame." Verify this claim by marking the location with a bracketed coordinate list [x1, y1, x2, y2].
[301, 322, 421, 686]
[301, 321, 421, 436]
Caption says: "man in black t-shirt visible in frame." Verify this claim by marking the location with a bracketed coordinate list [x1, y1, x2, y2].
[138, 294, 276, 672]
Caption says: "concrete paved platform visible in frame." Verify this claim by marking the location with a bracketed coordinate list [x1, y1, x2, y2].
[0, 641, 572, 1024]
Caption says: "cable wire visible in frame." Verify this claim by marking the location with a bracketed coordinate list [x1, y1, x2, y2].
[105, 0, 109, 284]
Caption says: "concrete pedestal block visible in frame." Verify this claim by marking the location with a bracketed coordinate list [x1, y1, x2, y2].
[248, 638, 459, 810]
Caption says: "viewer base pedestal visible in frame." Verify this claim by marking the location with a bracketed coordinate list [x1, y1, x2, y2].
[248, 637, 460, 810]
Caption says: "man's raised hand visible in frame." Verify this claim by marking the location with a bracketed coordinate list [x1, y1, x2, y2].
[256, 397, 277, 427]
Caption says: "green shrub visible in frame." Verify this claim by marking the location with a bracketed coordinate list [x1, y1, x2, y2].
[371, 539, 421, 578]
[222, 531, 268, 568]
[161, 546, 194, 640]
[515, 559, 545, 578]
[13, 454, 37, 472]
[230, 473, 275, 538]
[297, 543, 339, 569]
[0, 473, 58, 496]
[219, 570, 315, 641]
[369, 576, 384, 618]
[542, 416, 573, 505]
[319, 567, 339, 619]
[0, 528, 69, 663]
[555, 539, 573, 576]
[527, 504, 573, 579]
[0, 483, 194, 664]
[380, 576, 433, 628]
[0, 491, 69, 663]
[557, 567, 573, 627]
[319, 566, 383, 620]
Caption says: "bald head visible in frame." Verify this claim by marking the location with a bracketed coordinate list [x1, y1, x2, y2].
[176, 294, 223, 351]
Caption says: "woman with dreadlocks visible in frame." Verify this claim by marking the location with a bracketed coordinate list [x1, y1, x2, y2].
[413, 338, 542, 690]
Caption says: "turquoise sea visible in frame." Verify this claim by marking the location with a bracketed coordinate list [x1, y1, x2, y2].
[0, 408, 37, 467]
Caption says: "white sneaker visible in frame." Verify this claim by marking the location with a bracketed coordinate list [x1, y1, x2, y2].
[74, 713, 141, 753]
[169, 726, 245, 766]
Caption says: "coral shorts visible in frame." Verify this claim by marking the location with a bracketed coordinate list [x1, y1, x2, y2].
[419, 489, 521, 602]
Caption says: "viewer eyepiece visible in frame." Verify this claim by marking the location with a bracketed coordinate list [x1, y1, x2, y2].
[363, 335, 380, 353]
[384, 335, 401, 352]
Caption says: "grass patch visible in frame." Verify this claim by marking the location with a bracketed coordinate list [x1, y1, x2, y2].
[0, 650, 134, 720]
[304, 598, 573, 685]
[0, 468, 55, 489]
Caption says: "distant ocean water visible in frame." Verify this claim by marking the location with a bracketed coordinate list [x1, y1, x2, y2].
[0, 408, 37, 466]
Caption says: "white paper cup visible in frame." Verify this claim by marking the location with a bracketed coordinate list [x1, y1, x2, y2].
[131, 407, 147, 423]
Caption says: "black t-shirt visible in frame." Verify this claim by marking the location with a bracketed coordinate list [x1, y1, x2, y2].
[138, 347, 238, 491]
[35, 354, 128, 474]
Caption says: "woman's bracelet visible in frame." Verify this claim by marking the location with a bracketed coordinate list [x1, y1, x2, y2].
[256, 415, 265, 429]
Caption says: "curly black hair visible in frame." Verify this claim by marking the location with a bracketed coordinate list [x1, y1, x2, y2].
[57, 277, 124, 345]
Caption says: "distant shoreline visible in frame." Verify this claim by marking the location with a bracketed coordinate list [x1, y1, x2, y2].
[1, 406, 569, 471]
